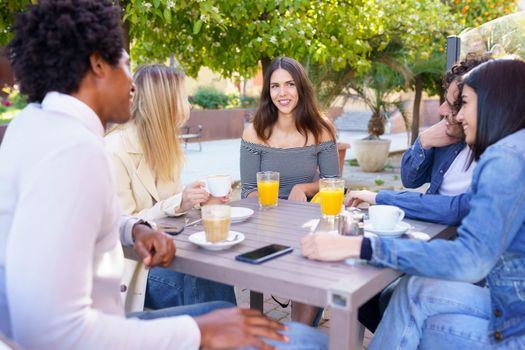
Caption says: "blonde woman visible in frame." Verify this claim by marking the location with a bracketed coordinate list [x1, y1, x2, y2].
[106, 64, 235, 312]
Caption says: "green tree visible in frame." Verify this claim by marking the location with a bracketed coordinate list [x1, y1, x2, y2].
[123, 0, 450, 107]
[407, 0, 518, 144]
[0, 0, 32, 46]
[349, 61, 410, 139]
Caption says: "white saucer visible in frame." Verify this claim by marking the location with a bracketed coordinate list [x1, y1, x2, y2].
[231, 207, 254, 223]
[188, 231, 245, 251]
[364, 221, 411, 237]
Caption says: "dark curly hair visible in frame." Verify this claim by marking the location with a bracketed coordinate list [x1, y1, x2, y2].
[8, 0, 124, 103]
[443, 52, 492, 114]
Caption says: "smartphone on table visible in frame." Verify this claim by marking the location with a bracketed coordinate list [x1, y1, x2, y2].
[156, 223, 184, 236]
[235, 244, 293, 264]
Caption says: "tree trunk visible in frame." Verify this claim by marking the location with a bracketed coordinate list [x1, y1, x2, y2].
[119, 1, 130, 53]
[261, 56, 272, 78]
[367, 111, 385, 139]
[411, 74, 423, 145]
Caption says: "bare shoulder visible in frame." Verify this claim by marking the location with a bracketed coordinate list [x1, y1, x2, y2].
[242, 123, 262, 144]
[319, 120, 336, 143]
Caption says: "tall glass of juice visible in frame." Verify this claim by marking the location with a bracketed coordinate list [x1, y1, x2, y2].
[256, 171, 279, 209]
[319, 178, 345, 218]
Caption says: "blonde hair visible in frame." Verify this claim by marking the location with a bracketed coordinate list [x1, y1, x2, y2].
[131, 64, 189, 182]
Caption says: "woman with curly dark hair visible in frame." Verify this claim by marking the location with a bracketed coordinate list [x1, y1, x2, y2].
[0, 1, 328, 349]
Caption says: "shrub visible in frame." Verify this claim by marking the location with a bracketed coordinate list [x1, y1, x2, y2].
[0, 86, 27, 123]
[226, 93, 258, 109]
[189, 86, 229, 109]
[240, 95, 257, 108]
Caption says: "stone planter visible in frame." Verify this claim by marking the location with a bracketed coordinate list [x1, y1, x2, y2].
[351, 138, 391, 172]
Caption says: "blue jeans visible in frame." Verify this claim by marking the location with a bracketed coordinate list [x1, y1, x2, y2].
[369, 276, 525, 349]
[145, 267, 236, 309]
[129, 302, 328, 349]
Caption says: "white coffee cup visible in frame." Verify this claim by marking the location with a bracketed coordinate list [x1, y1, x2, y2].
[368, 205, 405, 231]
[205, 174, 231, 197]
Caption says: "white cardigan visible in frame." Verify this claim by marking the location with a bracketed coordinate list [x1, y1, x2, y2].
[105, 124, 184, 312]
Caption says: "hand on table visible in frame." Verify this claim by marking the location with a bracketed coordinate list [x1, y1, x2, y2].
[288, 185, 307, 202]
[132, 223, 176, 268]
[195, 308, 288, 350]
[419, 119, 462, 149]
[344, 190, 377, 208]
[179, 181, 210, 212]
[301, 233, 362, 261]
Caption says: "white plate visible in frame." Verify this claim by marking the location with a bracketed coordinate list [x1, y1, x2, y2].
[364, 221, 411, 237]
[231, 207, 254, 223]
[188, 231, 245, 251]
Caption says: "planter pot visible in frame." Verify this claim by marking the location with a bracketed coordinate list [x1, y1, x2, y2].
[351, 138, 391, 172]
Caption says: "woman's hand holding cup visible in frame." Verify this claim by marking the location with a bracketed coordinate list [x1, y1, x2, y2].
[179, 181, 210, 212]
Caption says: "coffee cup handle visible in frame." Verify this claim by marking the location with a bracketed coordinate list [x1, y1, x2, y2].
[397, 209, 405, 222]
[203, 180, 210, 194]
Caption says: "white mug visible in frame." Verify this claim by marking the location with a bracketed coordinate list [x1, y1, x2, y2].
[205, 174, 231, 197]
[369, 205, 405, 231]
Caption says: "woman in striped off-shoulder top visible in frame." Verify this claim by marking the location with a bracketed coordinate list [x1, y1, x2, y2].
[240, 57, 340, 327]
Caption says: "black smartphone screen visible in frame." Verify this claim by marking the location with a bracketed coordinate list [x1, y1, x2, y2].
[235, 244, 293, 264]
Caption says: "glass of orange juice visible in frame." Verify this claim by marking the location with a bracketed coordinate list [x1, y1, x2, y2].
[319, 178, 345, 218]
[256, 171, 279, 209]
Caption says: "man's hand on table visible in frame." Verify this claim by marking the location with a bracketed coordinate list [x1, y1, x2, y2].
[288, 184, 308, 202]
[301, 233, 363, 261]
[195, 308, 288, 350]
[344, 190, 377, 208]
[132, 223, 176, 268]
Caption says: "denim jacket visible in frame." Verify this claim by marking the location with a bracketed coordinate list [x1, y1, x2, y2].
[369, 129, 525, 345]
[401, 138, 466, 194]
[377, 139, 470, 225]
[376, 190, 470, 225]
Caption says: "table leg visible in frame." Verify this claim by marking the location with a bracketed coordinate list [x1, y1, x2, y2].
[329, 307, 364, 350]
[250, 291, 263, 312]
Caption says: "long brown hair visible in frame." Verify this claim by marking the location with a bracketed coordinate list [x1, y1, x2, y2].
[253, 57, 335, 145]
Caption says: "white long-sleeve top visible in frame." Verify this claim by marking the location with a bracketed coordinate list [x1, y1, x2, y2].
[0, 92, 200, 349]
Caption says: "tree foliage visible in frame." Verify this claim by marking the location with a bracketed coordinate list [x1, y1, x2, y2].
[124, 1, 451, 78]
[0, 0, 32, 46]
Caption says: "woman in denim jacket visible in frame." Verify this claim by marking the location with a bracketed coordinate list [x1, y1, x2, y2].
[301, 58, 525, 349]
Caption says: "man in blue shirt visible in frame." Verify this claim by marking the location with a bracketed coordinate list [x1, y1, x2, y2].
[353, 53, 491, 334]
[346, 53, 491, 225]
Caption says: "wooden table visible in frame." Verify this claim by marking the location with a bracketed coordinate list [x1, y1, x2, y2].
[125, 198, 454, 349]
